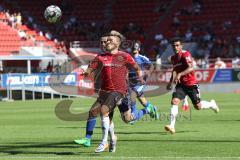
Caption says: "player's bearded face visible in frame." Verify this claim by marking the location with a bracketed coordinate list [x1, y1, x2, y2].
[105, 36, 120, 52]
[100, 36, 108, 52]
[172, 41, 183, 54]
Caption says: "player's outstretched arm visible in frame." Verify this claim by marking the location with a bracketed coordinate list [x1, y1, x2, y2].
[82, 67, 94, 77]
[167, 70, 177, 90]
[147, 63, 154, 76]
[142, 55, 154, 76]
[126, 54, 145, 84]
[166, 56, 176, 90]
[133, 63, 145, 84]
[83, 56, 100, 77]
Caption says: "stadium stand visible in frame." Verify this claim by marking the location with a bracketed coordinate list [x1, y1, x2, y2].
[0, 0, 239, 68]
[157, 0, 239, 39]
[0, 0, 240, 101]
[0, 21, 20, 55]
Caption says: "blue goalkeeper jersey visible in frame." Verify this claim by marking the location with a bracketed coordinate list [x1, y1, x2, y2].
[129, 54, 152, 86]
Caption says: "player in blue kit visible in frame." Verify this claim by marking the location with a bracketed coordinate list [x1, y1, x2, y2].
[128, 40, 159, 122]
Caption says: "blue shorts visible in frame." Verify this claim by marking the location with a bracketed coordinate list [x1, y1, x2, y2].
[118, 91, 131, 113]
[118, 85, 145, 112]
[131, 84, 146, 97]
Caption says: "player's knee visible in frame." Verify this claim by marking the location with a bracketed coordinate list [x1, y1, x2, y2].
[138, 96, 147, 105]
[171, 98, 180, 105]
[121, 112, 133, 123]
[100, 105, 110, 116]
[194, 103, 201, 110]
[130, 92, 137, 102]
[89, 107, 99, 118]
[123, 115, 133, 123]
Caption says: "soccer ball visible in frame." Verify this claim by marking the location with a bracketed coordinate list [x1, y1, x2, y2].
[44, 5, 62, 23]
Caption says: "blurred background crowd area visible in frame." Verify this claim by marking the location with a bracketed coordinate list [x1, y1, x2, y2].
[0, 0, 240, 74]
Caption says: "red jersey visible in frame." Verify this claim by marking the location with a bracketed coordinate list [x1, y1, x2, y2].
[88, 51, 136, 94]
[171, 50, 197, 86]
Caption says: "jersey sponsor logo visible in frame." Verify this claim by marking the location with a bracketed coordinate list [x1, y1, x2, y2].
[103, 63, 123, 67]
[173, 62, 183, 68]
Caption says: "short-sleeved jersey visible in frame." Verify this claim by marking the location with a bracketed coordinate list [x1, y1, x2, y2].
[88, 51, 136, 94]
[129, 54, 151, 86]
[170, 50, 197, 86]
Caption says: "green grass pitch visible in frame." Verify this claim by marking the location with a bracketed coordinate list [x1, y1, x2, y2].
[0, 93, 240, 160]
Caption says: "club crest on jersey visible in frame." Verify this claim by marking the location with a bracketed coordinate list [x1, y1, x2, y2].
[117, 56, 124, 61]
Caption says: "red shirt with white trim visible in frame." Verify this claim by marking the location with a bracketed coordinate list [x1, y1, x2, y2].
[170, 50, 197, 86]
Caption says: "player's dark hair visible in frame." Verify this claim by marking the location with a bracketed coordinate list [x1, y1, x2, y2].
[171, 37, 183, 44]
[98, 33, 108, 42]
[101, 33, 109, 38]
[132, 40, 141, 51]
[133, 40, 141, 46]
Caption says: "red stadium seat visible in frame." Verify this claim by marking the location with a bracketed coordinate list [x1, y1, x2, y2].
[0, 22, 21, 55]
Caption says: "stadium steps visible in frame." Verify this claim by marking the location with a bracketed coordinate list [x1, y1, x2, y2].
[0, 22, 21, 55]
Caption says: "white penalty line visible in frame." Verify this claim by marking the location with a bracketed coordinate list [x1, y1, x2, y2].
[1, 156, 240, 159]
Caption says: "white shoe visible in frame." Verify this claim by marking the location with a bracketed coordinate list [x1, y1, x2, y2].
[164, 125, 175, 134]
[95, 142, 109, 153]
[109, 135, 117, 152]
[211, 99, 219, 113]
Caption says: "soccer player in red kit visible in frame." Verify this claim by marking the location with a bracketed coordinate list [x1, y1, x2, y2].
[165, 37, 219, 134]
[74, 35, 118, 151]
[78, 31, 156, 152]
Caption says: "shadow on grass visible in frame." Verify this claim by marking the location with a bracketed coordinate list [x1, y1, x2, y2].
[0, 141, 100, 155]
[2, 150, 103, 156]
[57, 127, 102, 129]
[2, 150, 77, 155]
